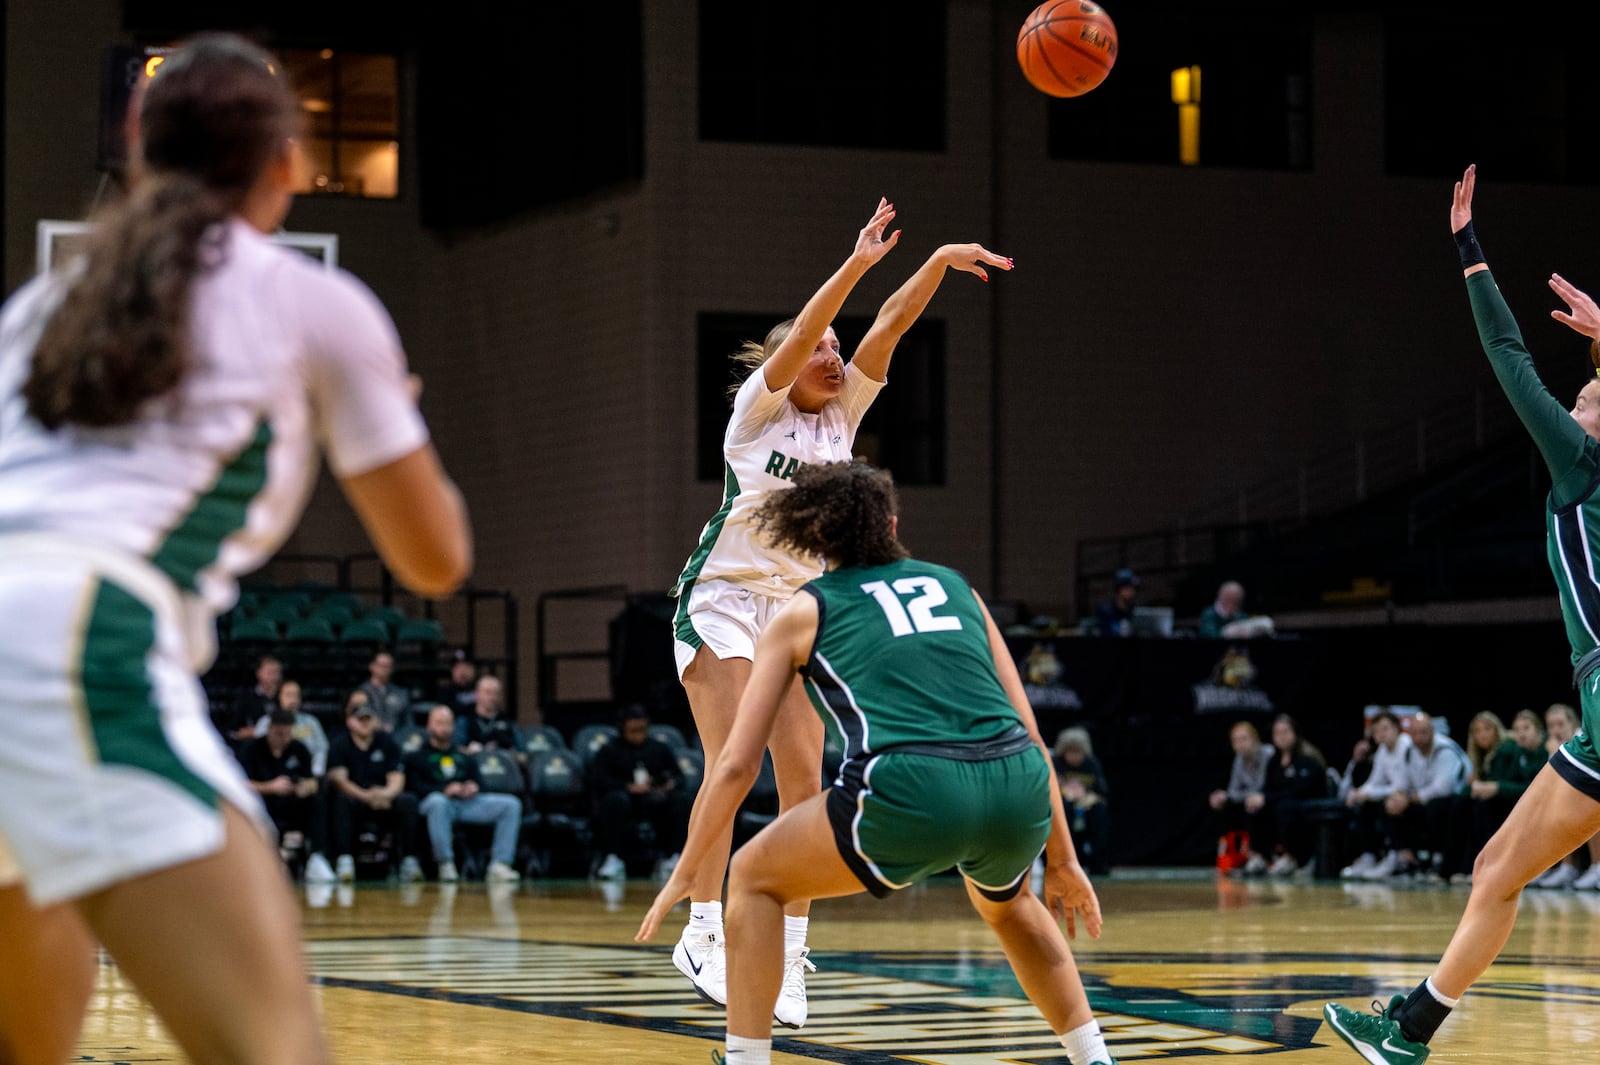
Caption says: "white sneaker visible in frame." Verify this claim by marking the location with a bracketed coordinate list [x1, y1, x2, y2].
[304, 853, 337, 884]
[1574, 864, 1600, 890]
[486, 860, 520, 883]
[1361, 852, 1400, 880]
[335, 855, 356, 882]
[596, 853, 627, 880]
[1243, 853, 1268, 877]
[1534, 863, 1580, 889]
[774, 945, 816, 1029]
[437, 861, 459, 883]
[654, 853, 680, 880]
[1267, 853, 1298, 877]
[1340, 852, 1376, 879]
[398, 856, 424, 883]
[672, 927, 727, 1005]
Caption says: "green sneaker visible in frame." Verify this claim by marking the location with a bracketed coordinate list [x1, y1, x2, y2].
[1323, 995, 1430, 1065]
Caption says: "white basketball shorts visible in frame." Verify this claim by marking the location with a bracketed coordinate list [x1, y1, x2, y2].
[0, 534, 269, 906]
[672, 579, 791, 680]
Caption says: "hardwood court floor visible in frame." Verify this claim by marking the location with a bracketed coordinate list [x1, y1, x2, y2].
[72, 871, 1600, 1063]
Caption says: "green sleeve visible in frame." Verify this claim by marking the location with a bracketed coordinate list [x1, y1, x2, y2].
[1487, 740, 1538, 799]
[1467, 270, 1593, 498]
[1197, 607, 1222, 640]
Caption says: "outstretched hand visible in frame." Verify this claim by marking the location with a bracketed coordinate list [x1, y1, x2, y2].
[854, 197, 901, 266]
[635, 871, 692, 943]
[1043, 858, 1103, 941]
[1550, 273, 1600, 343]
[939, 242, 1013, 283]
[1450, 163, 1475, 234]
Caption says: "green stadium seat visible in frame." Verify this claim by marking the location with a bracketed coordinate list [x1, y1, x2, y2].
[229, 616, 281, 643]
[284, 617, 337, 644]
[364, 605, 408, 630]
[317, 592, 361, 614]
[340, 617, 392, 646]
[649, 723, 688, 751]
[311, 602, 355, 629]
[395, 617, 445, 646]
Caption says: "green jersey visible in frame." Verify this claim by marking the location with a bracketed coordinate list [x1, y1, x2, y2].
[798, 559, 1023, 761]
[1468, 271, 1600, 668]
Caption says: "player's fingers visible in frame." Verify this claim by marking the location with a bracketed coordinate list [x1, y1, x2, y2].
[635, 911, 658, 942]
[1084, 910, 1103, 940]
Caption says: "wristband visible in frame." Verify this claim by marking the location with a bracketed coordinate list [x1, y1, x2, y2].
[1453, 221, 1485, 270]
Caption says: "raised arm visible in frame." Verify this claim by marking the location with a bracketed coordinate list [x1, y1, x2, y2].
[850, 243, 1013, 382]
[1451, 164, 1591, 485]
[1549, 273, 1600, 367]
[762, 199, 900, 392]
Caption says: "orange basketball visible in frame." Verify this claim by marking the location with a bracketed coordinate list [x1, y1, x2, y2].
[1016, 0, 1118, 98]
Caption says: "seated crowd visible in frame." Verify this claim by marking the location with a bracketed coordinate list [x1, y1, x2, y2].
[1208, 704, 1591, 887]
[215, 649, 700, 884]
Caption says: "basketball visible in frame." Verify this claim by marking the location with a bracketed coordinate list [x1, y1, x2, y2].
[1016, 0, 1118, 98]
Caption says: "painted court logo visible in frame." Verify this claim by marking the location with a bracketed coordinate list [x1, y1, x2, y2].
[295, 938, 1358, 1062]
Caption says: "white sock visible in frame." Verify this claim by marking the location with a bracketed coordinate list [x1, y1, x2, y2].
[689, 901, 723, 937]
[724, 1034, 771, 1065]
[784, 915, 809, 953]
[1424, 976, 1460, 1008]
[1060, 1020, 1110, 1065]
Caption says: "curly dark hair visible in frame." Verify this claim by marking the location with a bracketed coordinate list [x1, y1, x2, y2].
[753, 460, 908, 569]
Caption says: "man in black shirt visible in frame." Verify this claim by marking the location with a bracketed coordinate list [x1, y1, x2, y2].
[437, 650, 478, 716]
[592, 705, 689, 879]
[325, 699, 420, 882]
[455, 675, 519, 758]
[239, 709, 325, 874]
[216, 654, 281, 752]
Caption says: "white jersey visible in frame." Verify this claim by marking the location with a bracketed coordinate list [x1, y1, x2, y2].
[0, 218, 428, 659]
[673, 363, 884, 598]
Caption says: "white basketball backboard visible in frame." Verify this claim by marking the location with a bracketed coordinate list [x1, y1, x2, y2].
[36, 219, 337, 276]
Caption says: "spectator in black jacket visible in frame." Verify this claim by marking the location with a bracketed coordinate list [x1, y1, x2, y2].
[215, 654, 280, 752]
[592, 705, 689, 879]
[1252, 713, 1328, 876]
[454, 675, 520, 758]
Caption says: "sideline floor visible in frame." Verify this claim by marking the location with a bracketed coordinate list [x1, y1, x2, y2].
[74, 871, 1600, 1063]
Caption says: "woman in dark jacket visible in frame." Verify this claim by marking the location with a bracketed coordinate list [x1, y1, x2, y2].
[1251, 714, 1327, 876]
